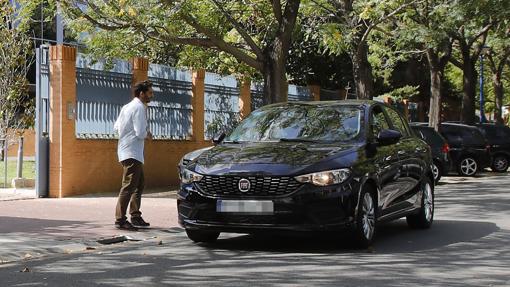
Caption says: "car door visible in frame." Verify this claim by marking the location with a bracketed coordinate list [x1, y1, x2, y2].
[369, 105, 402, 216]
[383, 106, 424, 212]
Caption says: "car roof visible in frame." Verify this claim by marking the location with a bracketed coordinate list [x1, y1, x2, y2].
[475, 123, 509, 129]
[440, 122, 478, 129]
[261, 100, 380, 109]
[410, 125, 433, 130]
[409, 122, 428, 126]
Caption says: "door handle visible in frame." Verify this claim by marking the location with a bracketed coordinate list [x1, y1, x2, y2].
[397, 150, 406, 155]
[415, 147, 425, 152]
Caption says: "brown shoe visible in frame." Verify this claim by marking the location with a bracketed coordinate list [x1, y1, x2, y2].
[115, 221, 138, 231]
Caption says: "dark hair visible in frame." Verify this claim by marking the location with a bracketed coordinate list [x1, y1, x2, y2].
[133, 80, 153, 98]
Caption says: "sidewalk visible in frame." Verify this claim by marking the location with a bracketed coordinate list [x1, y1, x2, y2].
[0, 189, 181, 265]
[0, 188, 37, 201]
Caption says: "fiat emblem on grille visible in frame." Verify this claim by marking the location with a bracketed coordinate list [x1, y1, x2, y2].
[238, 179, 251, 192]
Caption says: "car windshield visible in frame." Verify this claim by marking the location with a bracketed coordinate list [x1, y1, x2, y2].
[225, 105, 363, 142]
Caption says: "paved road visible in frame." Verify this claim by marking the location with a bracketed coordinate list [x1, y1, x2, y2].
[0, 173, 509, 286]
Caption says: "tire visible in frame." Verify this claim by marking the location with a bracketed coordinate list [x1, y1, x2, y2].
[432, 161, 442, 184]
[185, 229, 220, 243]
[491, 155, 509, 173]
[457, 156, 478, 176]
[407, 177, 434, 229]
[353, 185, 377, 248]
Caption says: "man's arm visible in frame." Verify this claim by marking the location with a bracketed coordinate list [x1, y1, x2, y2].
[133, 106, 148, 140]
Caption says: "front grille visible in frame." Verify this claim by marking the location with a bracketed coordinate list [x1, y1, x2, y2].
[196, 175, 302, 197]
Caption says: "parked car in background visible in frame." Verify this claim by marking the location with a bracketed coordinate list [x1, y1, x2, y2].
[474, 124, 510, 172]
[410, 125, 450, 183]
[438, 123, 491, 176]
[178, 101, 434, 248]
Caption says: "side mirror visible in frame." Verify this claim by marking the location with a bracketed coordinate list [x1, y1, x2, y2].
[212, 132, 226, 145]
[377, 129, 402, 146]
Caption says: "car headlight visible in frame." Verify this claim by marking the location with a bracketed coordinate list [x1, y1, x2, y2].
[294, 168, 351, 186]
[181, 169, 203, 184]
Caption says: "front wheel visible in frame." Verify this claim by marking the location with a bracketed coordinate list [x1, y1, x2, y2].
[353, 186, 377, 248]
[432, 162, 442, 184]
[491, 155, 509, 173]
[407, 178, 434, 229]
[457, 156, 478, 176]
[185, 229, 220, 243]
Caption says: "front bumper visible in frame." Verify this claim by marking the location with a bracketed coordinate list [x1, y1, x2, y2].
[177, 180, 361, 233]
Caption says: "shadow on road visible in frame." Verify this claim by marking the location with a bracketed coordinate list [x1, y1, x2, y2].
[0, 216, 85, 234]
[201, 219, 498, 254]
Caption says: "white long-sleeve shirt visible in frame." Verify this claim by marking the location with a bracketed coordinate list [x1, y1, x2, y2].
[114, 97, 148, 163]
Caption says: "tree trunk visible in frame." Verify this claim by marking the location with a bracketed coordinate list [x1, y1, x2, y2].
[262, 45, 288, 105]
[352, 43, 374, 100]
[493, 73, 504, 124]
[428, 67, 442, 131]
[261, 0, 300, 105]
[461, 60, 478, 125]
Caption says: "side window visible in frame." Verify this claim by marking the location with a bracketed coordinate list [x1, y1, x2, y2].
[384, 107, 409, 137]
[442, 130, 462, 146]
[371, 106, 390, 137]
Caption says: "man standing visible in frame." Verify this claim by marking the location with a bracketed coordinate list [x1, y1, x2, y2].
[113, 80, 154, 230]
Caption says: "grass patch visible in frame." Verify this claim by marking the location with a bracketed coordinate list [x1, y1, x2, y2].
[0, 160, 35, 187]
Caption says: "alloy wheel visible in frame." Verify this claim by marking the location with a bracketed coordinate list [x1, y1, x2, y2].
[432, 163, 439, 181]
[423, 182, 433, 222]
[361, 193, 375, 240]
[493, 156, 509, 172]
[460, 158, 477, 176]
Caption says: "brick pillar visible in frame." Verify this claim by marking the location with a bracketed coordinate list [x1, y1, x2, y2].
[308, 85, 321, 101]
[339, 88, 347, 100]
[132, 57, 149, 84]
[49, 45, 77, 198]
[239, 78, 252, 119]
[192, 69, 205, 142]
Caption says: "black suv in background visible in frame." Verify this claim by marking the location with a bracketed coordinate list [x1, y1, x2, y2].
[474, 124, 510, 172]
[178, 101, 434, 248]
[410, 125, 450, 183]
[438, 123, 491, 176]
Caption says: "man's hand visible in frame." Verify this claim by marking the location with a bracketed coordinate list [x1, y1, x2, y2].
[147, 131, 153, 140]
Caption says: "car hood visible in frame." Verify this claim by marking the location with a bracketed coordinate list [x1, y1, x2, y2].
[190, 141, 358, 176]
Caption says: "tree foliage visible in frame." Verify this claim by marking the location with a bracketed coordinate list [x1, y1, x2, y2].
[0, 0, 36, 142]
[62, 0, 302, 104]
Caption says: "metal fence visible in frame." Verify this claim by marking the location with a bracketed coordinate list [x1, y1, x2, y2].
[75, 56, 194, 140]
[148, 64, 193, 140]
[250, 83, 314, 111]
[288, 84, 313, 102]
[74, 55, 315, 140]
[204, 72, 240, 139]
[250, 82, 265, 111]
[75, 66, 132, 139]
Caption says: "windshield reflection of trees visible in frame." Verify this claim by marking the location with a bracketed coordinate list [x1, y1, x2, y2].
[227, 105, 363, 142]
[201, 141, 355, 167]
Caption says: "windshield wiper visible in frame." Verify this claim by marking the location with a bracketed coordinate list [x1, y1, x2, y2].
[279, 138, 319, 143]
[223, 140, 241, 144]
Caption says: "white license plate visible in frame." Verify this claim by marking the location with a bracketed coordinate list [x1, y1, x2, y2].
[216, 200, 274, 214]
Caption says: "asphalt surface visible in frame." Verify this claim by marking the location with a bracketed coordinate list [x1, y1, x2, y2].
[0, 173, 509, 286]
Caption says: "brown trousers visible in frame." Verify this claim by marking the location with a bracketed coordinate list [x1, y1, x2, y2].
[115, 158, 144, 222]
